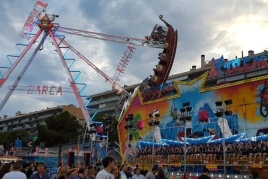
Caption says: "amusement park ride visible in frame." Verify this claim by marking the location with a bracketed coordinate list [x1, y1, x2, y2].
[0, 1, 177, 129]
[1, 2, 266, 179]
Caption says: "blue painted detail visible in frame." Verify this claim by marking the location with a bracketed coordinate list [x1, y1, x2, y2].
[1, 42, 30, 79]
[84, 97, 92, 107]
[64, 59, 76, 70]
[16, 43, 28, 54]
[62, 49, 70, 58]
[76, 83, 87, 94]
[90, 110, 98, 120]
[69, 71, 82, 82]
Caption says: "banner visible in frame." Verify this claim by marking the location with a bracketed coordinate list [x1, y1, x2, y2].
[15, 140, 22, 148]
[34, 147, 39, 156]
[45, 148, 48, 156]
[19, 1, 48, 39]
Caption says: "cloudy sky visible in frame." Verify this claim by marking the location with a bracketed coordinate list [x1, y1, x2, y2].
[0, 0, 268, 117]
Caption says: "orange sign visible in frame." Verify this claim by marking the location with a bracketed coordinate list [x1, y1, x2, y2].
[250, 163, 262, 168]
[206, 164, 218, 171]
[173, 163, 181, 167]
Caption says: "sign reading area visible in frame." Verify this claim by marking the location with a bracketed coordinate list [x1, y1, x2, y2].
[27, 85, 62, 95]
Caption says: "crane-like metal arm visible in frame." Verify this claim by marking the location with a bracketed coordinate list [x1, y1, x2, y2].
[57, 26, 164, 48]
[54, 35, 127, 95]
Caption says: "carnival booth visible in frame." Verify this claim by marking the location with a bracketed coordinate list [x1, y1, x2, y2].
[0, 155, 22, 163]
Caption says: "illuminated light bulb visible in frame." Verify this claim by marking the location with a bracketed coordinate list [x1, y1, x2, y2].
[235, 175, 238, 178]
[219, 174, 221, 177]
[190, 173, 192, 176]
[227, 175, 229, 178]
[171, 173, 173, 175]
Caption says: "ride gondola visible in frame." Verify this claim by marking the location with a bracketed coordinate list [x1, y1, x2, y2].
[148, 15, 178, 86]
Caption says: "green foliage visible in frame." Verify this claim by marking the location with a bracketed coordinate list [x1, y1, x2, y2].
[93, 113, 119, 147]
[0, 130, 32, 147]
[37, 111, 82, 147]
[36, 111, 82, 165]
[129, 114, 141, 141]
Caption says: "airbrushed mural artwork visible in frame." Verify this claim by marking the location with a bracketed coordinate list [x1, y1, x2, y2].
[118, 71, 268, 163]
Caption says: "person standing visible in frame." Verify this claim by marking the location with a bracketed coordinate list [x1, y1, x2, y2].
[125, 167, 133, 179]
[145, 167, 157, 179]
[198, 168, 211, 179]
[0, 163, 11, 179]
[179, 172, 190, 179]
[132, 168, 146, 179]
[3, 162, 26, 179]
[28, 163, 49, 179]
[120, 164, 128, 179]
[96, 156, 115, 179]
[161, 165, 169, 179]
[250, 171, 259, 179]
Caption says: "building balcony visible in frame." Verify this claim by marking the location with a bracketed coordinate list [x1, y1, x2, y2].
[22, 118, 30, 122]
[12, 126, 23, 130]
[88, 96, 119, 106]
[36, 114, 53, 120]
[89, 106, 116, 114]
[40, 122, 46, 125]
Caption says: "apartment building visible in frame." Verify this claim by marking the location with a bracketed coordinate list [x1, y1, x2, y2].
[0, 104, 83, 134]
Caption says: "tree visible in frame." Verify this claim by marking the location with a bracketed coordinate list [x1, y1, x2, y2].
[92, 113, 119, 147]
[36, 111, 82, 164]
[0, 130, 32, 148]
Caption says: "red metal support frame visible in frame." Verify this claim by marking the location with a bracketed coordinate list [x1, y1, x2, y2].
[0, 31, 47, 111]
[0, 30, 43, 87]
[54, 35, 127, 95]
[49, 30, 92, 129]
[57, 26, 149, 47]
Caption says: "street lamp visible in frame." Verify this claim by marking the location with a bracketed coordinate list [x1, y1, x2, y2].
[215, 99, 232, 179]
[179, 102, 192, 173]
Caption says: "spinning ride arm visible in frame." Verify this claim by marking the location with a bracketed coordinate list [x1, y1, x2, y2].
[54, 35, 126, 95]
[57, 26, 161, 48]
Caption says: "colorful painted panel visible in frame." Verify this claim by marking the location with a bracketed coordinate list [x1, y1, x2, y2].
[118, 73, 268, 162]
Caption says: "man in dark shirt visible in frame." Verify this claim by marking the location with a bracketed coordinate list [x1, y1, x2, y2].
[29, 163, 49, 179]
[125, 167, 133, 179]
[198, 168, 211, 179]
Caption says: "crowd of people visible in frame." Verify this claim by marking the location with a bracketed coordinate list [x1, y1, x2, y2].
[138, 140, 268, 164]
[97, 157, 261, 179]
[0, 162, 49, 179]
[0, 156, 261, 179]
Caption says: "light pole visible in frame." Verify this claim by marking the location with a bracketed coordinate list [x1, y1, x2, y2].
[105, 116, 115, 155]
[215, 100, 232, 179]
[148, 110, 160, 167]
[89, 123, 97, 165]
[124, 114, 134, 164]
[179, 102, 192, 173]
